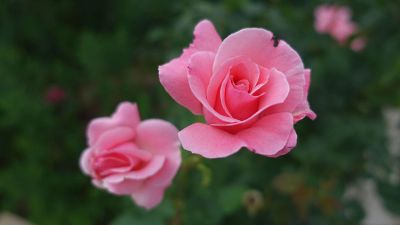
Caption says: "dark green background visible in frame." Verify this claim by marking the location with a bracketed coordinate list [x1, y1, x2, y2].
[1, 0, 399, 224]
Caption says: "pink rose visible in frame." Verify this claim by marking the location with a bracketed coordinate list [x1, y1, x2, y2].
[159, 20, 316, 158]
[314, 5, 357, 44]
[80, 102, 181, 209]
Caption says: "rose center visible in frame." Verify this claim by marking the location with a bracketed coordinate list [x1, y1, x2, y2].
[231, 77, 250, 92]
[93, 153, 141, 178]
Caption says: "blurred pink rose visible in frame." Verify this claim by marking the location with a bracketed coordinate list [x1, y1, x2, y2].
[314, 5, 357, 44]
[350, 37, 367, 52]
[45, 86, 66, 103]
[80, 102, 181, 209]
[159, 20, 316, 159]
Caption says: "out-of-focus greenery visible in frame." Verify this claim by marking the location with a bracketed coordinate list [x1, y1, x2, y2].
[1, 0, 400, 224]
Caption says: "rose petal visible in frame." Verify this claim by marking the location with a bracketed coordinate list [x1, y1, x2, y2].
[187, 53, 239, 123]
[258, 68, 290, 110]
[134, 119, 181, 188]
[216, 59, 261, 119]
[103, 179, 143, 195]
[213, 28, 304, 80]
[87, 102, 140, 146]
[266, 69, 306, 115]
[80, 149, 92, 175]
[159, 58, 202, 114]
[188, 19, 222, 53]
[187, 51, 216, 93]
[225, 75, 260, 120]
[229, 60, 260, 90]
[250, 67, 271, 96]
[131, 187, 166, 209]
[145, 150, 181, 188]
[207, 56, 252, 108]
[94, 152, 133, 178]
[237, 113, 294, 156]
[268, 129, 297, 158]
[135, 119, 180, 155]
[92, 180, 104, 189]
[102, 155, 165, 183]
[123, 155, 166, 180]
[179, 123, 245, 158]
[94, 127, 135, 151]
[112, 143, 153, 161]
[158, 20, 222, 115]
[216, 74, 233, 117]
[250, 67, 270, 95]
[293, 69, 317, 122]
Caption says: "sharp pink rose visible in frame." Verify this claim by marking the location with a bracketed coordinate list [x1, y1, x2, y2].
[159, 20, 316, 159]
[79, 102, 181, 209]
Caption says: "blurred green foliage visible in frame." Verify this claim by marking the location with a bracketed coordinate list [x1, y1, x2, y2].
[1, 0, 400, 224]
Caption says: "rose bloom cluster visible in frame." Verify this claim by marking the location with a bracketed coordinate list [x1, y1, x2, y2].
[314, 4, 366, 51]
[80, 20, 317, 209]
